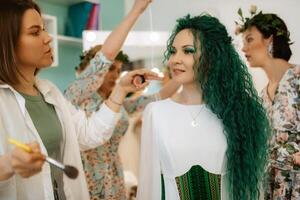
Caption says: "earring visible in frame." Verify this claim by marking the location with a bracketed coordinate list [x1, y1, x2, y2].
[268, 42, 273, 57]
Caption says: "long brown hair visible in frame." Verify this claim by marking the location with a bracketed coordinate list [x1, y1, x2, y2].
[0, 0, 41, 85]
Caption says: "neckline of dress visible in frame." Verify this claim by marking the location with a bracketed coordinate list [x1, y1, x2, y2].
[264, 64, 296, 104]
[167, 98, 205, 108]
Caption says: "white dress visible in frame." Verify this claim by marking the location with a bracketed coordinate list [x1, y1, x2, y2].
[137, 99, 228, 200]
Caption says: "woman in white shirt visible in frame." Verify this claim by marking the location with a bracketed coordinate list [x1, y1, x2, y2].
[137, 14, 270, 200]
[0, 0, 156, 199]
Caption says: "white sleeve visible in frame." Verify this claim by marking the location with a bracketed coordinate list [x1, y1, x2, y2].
[137, 103, 162, 200]
[67, 99, 119, 151]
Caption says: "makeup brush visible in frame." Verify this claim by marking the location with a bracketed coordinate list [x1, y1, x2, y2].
[132, 74, 146, 87]
[8, 138, 79, 179]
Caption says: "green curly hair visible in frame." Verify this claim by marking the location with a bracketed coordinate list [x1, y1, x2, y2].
[165, 14, 270, 200]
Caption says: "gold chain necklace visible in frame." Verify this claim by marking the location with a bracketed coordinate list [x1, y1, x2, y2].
[178, 93, 204, 127]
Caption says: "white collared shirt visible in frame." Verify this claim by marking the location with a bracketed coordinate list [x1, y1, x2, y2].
[0, 79, 119, 200]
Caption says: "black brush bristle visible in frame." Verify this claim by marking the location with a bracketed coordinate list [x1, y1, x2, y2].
[64, 165, 79, 179]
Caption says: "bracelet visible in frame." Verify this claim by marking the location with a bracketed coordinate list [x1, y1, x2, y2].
[109, 97, 122, 106]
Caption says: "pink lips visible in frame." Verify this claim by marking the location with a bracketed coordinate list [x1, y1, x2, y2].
[173, 69, 185, 74]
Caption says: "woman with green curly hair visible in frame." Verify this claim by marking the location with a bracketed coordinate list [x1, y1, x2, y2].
[137, 14, 270, 200]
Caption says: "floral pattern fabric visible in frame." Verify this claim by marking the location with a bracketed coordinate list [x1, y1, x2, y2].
[262, 65, 300, 200]
[65, 52, 156, 200]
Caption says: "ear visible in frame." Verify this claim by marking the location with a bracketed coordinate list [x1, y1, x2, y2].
[265, 35, 273, 46]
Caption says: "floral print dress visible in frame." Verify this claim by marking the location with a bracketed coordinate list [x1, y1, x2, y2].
[262, 65, 300, 200]
[65, 52, 157, 200]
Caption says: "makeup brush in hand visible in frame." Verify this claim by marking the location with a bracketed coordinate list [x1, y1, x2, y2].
[132, 74, 146, 87]
[8, 138, 79, 179]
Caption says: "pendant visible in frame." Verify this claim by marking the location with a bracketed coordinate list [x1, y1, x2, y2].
[191, 120, 198, 127]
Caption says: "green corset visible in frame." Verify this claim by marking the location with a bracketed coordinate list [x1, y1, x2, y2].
[162, 165, 221, 200]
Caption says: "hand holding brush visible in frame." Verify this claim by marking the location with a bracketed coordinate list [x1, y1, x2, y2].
[8, 138, 78, 179]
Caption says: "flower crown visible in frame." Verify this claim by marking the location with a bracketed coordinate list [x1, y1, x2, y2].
[234, 5, 257, 35]
[235, 5, 292, 43]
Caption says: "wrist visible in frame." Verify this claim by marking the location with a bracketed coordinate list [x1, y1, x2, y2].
[7, 153, 15, 176]
[114, 84, 127, 98]
[108, 96, 122, 106]
[105, 85, 127, 113]
[0, 154, 15, 180]
[130, 4, 147, 17]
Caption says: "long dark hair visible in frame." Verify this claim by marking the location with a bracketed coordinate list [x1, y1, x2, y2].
[165, 14, 270, 200]
[0, 0, 41, 85]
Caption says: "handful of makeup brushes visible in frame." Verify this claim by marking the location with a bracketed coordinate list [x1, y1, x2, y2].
[8, 138, 78, 179]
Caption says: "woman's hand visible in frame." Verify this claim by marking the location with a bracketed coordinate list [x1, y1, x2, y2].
[132, 0, 152, 14]
[119, 69, 162, 93]
[106, 69, 161, 112]
[10, 142, 45, 178]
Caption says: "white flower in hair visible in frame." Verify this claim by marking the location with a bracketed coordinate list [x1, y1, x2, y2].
[249, 5, 257, 15]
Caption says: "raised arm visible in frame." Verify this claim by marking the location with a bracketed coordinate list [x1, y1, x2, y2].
[101, 0, 152, 60]
[79, 0, 153, 79]
[65, 0, 154, 112]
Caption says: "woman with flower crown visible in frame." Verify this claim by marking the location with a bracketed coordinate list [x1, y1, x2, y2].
[137, 13, 270, 200]
[238, 9, 300, 199]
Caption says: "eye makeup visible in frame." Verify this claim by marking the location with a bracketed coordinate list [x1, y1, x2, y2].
[183, 46, 196, 54]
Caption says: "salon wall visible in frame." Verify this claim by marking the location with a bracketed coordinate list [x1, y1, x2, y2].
[36, 0, 125, 91]
[126, 0, 300, 92]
